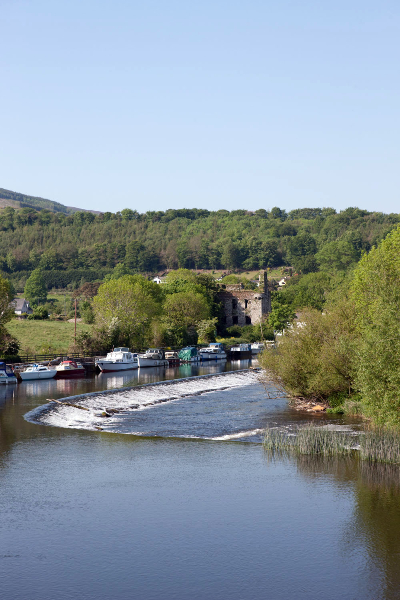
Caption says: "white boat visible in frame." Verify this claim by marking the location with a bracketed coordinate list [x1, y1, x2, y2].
[199, 343, 227, 361]
[230, 343, 252, 360]
[55, 360, 86, 378]
[0, 362, 17, 384]
[251, 342, 265, 355]
[20, 364, 57, 380]
[96, 348, 138, 372]
[137, 349, 168, 368]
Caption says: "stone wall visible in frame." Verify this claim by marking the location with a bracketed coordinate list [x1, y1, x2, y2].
[218, 271, 271, 327]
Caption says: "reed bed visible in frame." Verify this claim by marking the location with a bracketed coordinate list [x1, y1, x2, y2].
[264, 425, 355, 458]
[264, 425, 400, 465]
[360, 428, 400, 464]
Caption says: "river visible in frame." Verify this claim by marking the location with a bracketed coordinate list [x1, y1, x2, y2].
[1, 360, 399, 600]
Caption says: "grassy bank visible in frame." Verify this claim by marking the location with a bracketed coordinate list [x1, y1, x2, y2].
[6, 319, 93, 354]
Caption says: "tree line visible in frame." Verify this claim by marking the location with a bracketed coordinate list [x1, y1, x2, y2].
[0, 206, 399, 291]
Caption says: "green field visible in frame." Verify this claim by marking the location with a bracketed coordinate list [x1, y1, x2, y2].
[6, 319, 93, 355]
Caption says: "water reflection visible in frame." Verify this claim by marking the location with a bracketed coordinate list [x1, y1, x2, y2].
[2, 362, 400, 599]
[285, 453, 400, 600]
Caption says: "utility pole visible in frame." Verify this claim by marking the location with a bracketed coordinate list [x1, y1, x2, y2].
[74, 298, 77, 344]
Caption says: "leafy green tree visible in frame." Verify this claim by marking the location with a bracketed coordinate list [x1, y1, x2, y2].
[197, 317, 218, 343]
[162, 291, 210, 345]
[352, 225, 400, 425]
[0, 275, 17, 355]
[267, 304, 296, 332]
[261, 300, 358, 400]
[316, 239, 361, 271]
[93, 275, 161, 348]
[24, 269, 47, 304]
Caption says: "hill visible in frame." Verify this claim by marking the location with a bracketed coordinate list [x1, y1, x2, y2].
[1, 203, 399, 292]
[0, 187, 100, 215]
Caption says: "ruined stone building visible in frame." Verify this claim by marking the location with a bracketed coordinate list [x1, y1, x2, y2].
[218, 271, 271, 327]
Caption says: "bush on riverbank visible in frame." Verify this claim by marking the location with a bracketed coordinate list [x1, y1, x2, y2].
[259, 299, 358, 401]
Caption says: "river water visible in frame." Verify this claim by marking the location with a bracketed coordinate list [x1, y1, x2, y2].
[1, 360, 400, 600]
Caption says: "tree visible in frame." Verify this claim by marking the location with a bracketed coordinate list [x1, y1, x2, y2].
[93, 275, 161, 348]
[197, 317, 218, 344]
[352, 225, 400, 425]
[24, 269, 47, 304]
[267, 304, 295, 332]
[260, 301, 357, 400]
[0, 275, 17, 355]
[162, 292, 210, 345]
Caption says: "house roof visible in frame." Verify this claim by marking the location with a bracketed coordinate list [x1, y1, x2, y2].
[12, 298, 28, 310]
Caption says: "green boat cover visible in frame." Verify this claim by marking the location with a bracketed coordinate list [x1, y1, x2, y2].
[178, 347, 198, 360]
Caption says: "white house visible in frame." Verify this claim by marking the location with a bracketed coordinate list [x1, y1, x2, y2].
[11, 298, 33, 315]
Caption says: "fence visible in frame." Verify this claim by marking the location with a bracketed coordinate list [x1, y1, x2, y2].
[1, 350, 108, 365]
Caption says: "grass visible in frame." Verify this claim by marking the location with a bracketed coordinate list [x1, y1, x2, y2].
[264, 424, 400, 465]
[264, 426, 355, 458]
[360, 428, 400, 464]
[6, 319, 93, 354]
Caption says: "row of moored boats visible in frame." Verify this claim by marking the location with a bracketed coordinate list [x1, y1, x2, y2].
[0, 342, 266, 382]
[95, 342, 265, 372]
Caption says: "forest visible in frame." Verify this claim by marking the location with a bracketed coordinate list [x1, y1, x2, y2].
[1, 204, 399, 291]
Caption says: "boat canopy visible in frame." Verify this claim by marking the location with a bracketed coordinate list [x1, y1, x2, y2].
[178, 346, 198, 360]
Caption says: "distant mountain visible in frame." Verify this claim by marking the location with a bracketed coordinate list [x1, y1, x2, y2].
[0, 188, 101, 214]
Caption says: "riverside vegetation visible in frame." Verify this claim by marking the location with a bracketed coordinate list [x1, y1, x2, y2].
[260, 224, 400, 439]
[2, 199, 400, 431]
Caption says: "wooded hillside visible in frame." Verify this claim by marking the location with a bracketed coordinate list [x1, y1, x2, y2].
[1, 204, 399, 290]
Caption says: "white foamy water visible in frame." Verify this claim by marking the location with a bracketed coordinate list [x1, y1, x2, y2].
[25, 371, 261, 433]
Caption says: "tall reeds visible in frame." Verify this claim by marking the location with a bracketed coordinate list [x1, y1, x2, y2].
[264, 425, 355, 458]
[360, 428, 400, 464]
[264, 425, 400, 464]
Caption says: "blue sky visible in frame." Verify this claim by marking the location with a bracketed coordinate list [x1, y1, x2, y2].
[1, 0, 399, 213]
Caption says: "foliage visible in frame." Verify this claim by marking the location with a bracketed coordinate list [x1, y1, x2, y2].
[225, 323, 274, 342]
[352, 225, 400, 426]
[28, 306, 49, 320]
[24, 269, 47, 303]
[93, 275, 162, 348]
[0, 204, 398, 287]
[197, 318, 218, 344]
[260, 300, 358, 400]
[162, 291, 210, 346]
[267, 300, 296, 332]
[80, 300, 95, 324]
[220, 274, 257, 290]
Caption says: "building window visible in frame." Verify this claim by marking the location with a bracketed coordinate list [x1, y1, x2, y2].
[232, 316, 238, 325]
[245, 316, 252, 325]
[232, 299, 237, 310]
[244, 299, 248, 308]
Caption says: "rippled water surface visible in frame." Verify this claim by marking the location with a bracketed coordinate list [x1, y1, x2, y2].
[1, 361, 400, 600]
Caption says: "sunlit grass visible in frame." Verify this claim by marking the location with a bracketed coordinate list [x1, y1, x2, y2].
[6, 319, 93, 354]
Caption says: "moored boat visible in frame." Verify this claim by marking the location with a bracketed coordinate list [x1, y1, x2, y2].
[178, 346, 200, 362]
[165, 351, 180, 365]
[229, 343, 252, 360]
[20, 364, 57, 380]
[251, 342, 265, 355]
[96, 348, 138, 372]
[137, 349, 168, 368]
[55, 360, 86, 378]
[199, 343, 227, 361]
[0, 362, 17, 384]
